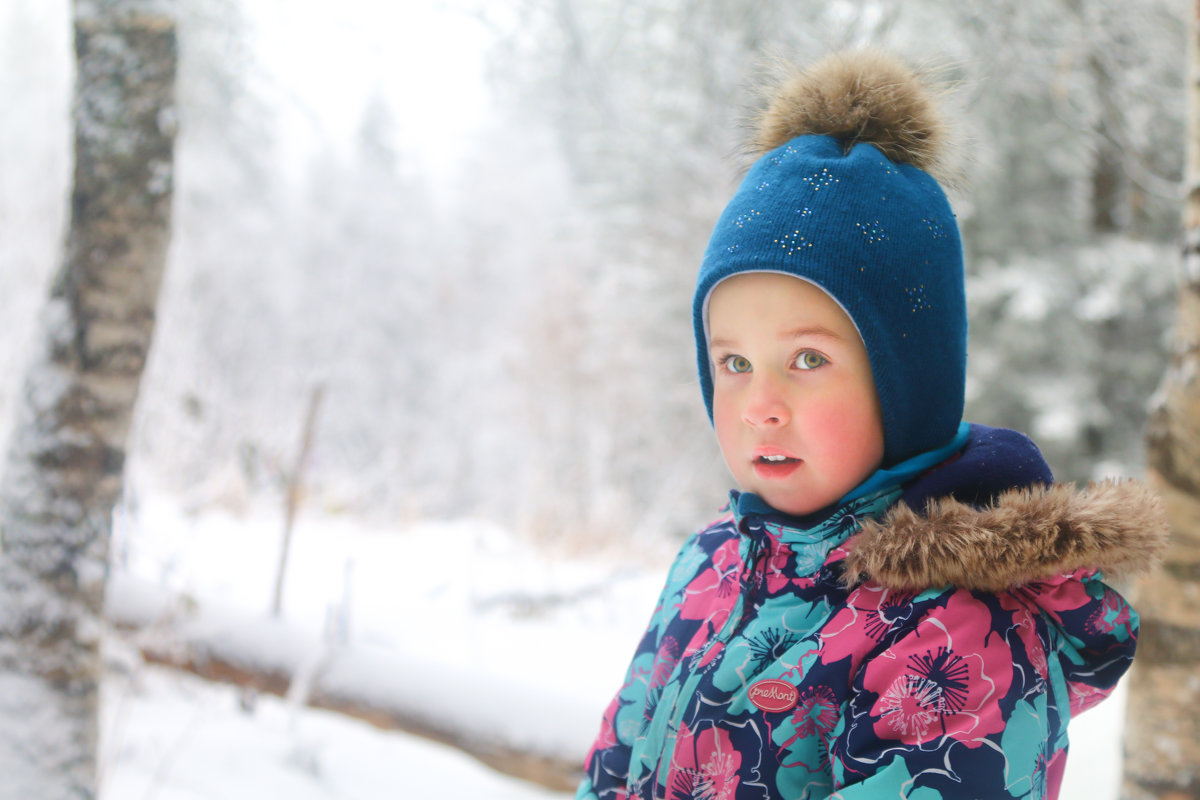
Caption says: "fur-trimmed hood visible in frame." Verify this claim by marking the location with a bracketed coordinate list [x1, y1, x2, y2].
[843, 479, 1169, 592]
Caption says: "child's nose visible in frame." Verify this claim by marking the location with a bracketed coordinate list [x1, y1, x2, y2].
[742, 374, 791, 427]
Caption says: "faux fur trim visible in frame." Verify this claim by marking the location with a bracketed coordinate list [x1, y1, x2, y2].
[753, 50, 957, 186]
[842, 480, 1169, 592]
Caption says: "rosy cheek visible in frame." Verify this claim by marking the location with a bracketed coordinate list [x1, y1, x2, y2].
[805, 397, 859, 433]
[711, 395, 741, 450]
[808, 396, 882, 457]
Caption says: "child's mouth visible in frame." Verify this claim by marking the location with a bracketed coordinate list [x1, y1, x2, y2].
[754, 455, 802, 479]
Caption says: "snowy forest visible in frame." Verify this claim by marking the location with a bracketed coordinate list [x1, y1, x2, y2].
[0, 0, 1193, 797]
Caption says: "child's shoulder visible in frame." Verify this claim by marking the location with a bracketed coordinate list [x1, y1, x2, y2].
[840, 560, 1143, 719]
[657, 510, 738, 587]
[837, 473, 1165, 714]
[682, 508, 740, 551]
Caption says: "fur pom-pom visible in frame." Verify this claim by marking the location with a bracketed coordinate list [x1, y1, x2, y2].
[752, 50, 953, 181]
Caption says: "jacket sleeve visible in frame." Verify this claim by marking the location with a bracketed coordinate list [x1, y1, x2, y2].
[576, 531, 717, 800]
[575, 626, 660, 800]
[826, 587, 1075, 800]
[1018, 570, 1138, 718]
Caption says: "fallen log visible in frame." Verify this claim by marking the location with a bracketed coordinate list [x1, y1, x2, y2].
[107, 574, 584, 792]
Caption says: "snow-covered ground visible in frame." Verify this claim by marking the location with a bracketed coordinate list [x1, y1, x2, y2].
[100, 491, 1125, 799]
[100, 661, 572, 800]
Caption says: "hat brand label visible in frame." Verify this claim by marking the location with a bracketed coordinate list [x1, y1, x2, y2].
[748, 679, 799, 713]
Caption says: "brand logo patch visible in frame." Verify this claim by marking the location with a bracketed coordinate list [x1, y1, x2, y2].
[748, 679, 799, 713]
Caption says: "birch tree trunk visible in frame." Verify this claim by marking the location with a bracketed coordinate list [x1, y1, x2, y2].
[1127, 2, 1200, 798]
[0, 2, 176, 796]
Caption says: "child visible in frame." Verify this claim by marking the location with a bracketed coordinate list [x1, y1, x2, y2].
[576, 50, 1168, 800]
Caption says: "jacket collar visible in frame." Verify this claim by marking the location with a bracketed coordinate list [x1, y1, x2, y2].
[731, 484, 901, 547]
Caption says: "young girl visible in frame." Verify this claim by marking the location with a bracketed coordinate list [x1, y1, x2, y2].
[576, 50, 1168, 800]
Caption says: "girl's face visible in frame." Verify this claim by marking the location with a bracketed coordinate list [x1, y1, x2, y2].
[707, 272, 885, 516]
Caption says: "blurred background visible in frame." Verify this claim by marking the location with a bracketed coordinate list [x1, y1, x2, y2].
[0, 0, 1187, 797]
[3, 0, 1184, 548]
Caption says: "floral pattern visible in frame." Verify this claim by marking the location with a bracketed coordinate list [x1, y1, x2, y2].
[577, 430, 1143, 800]
[861, 591, 1013, 747]
[785, 686, 840, 744]
[669, 725, 743, 800]
[578, 513, 1138, 799]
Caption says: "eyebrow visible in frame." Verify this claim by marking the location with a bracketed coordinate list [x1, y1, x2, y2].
[709, 326, 843, 350]
[784, 325, 843, 341]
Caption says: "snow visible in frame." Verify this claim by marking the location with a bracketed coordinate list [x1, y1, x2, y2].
[109, 494, 663, 753]
[100, 662, 571, 800]
[101, 490, 1126, 799]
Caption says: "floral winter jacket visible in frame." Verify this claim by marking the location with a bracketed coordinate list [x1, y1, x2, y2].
[577, 426, 1168, 800]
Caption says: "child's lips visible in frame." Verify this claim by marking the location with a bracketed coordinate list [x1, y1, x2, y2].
[752, 451, 803, 480]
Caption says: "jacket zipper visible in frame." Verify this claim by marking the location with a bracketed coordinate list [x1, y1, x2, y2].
[654, 516, 764, 794]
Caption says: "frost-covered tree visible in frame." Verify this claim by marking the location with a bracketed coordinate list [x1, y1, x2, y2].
[0, 1, 176, 796]
[126, 0, 280, 506]
[945, 0, 1183, 481]
[1127, 2, 1200, 795]
[129, 8, 449, 518]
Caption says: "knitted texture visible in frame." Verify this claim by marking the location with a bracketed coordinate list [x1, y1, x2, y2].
[693, 133, 967, 466]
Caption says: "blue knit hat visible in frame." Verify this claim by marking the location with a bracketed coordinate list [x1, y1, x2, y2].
[694, 51, 967, 467]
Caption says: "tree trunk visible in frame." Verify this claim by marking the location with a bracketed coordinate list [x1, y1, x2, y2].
[1088, 51, 1125, 235]
[1127, 3, 1200, 798]
[0, 2, 176, 796]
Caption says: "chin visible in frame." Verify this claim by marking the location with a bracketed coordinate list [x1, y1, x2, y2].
[759, 491, 829, 517]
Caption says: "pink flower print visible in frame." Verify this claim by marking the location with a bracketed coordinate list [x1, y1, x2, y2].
[878, 673, 944, 739]
[669, 723, 742, 800]
[1017, 610, 1049, 683]
[1012, 569, 1098, 621]
[1087, 592, 1132, 638]
[700, 750, 739, 800]
[595, 704, 619, 750]
[763, 540, 817, 594]
[778, 685, 841, 770]
[907, 647, 971, 713]
[862, 590, 916, 641]
[792, 686, 841, 739]
[863, 591, 1013, 746]
[694, 639, 726, 670]
[585, 694, 622, 762]
[820, 585, 912, 674]
[1067, 679, 1113, 716]
[997, 595, 1049, 683]
[651, 636, 682, 689]
[678, 538, 742, 626]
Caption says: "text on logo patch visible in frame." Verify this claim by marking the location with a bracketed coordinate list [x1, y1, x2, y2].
[748, 679, 799, 712]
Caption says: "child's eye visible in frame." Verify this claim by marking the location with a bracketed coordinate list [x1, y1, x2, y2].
[721, 355, 752, 374]
[794, 351, 828, 370]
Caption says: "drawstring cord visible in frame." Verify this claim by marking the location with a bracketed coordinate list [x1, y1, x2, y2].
[733, 509, 864, 635]
[734, 518, 767, 636]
